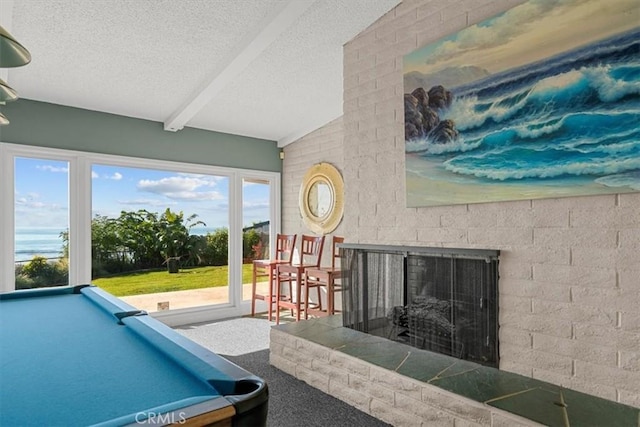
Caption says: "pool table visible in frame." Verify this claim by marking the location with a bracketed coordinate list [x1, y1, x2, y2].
[0, 285, 268, 426]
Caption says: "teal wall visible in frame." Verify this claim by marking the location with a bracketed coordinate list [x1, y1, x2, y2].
[0, 99, 282, 172]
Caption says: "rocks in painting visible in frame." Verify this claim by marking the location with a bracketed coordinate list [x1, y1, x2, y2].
[427, 85, 452, 110]
[404, 92, 419, 115]
[422, 104, 440, 131]
[428, 119, 458, 144]
[404, 84, 457, 143]
[404, 94, 423, 140]
[413, 88, 440, 130]
[405, 121, 420, 140]
[411, 87, 428, 105]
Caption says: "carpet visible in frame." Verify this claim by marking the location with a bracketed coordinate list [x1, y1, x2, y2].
[176, 317, 391, 427]
[224, 349, 391, 427]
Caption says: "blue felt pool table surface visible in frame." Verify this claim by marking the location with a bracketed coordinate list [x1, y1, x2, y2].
[0, 285, 267, 426]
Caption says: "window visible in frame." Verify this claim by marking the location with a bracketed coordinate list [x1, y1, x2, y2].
[0, 143, 280, 321]
[14, 157, 70, 289]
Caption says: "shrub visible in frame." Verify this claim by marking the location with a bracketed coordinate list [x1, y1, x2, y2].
[243, 229, 262, 261]
[20, 256, 51, 279]
[204, 228, 228, 266]
[16, 256, 68, 289]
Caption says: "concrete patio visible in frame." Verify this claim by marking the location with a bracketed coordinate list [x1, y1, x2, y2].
[120, 280, 270, 313]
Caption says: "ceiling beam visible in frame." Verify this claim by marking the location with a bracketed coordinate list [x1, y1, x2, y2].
[164, 0, 316, 132]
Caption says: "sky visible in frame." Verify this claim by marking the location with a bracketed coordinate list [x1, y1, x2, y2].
[403, 0, 639, 77]
[14, 157, 270, 231]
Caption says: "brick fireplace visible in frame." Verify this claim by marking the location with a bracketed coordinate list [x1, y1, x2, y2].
[340, 244, 499, 367]
[281, 0, 639, 409]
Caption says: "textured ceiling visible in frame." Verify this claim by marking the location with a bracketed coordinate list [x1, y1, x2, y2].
[3, 0, 399, 146]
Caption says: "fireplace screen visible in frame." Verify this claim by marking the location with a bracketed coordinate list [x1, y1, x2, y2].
[341, 245, 499, 367]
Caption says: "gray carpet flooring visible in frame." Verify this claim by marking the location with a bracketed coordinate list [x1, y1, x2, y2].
[176, 317, 391, 427]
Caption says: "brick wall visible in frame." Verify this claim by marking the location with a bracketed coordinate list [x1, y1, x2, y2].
[282, 116, 345, 262]
[282, 0, 640, 407]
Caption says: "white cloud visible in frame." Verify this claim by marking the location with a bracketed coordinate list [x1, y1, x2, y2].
[36, 165, 69, 173]
[15, 199, 68, 228]
[118, 198, 176, 207]
[138, 176, 210, 192]
[137, 176, 224, 201]
[243, 200, 269, 210]
[15, 193, 46, 208]
[426, 0, 565, 65]
[167, 191, 224, 201]
[15, 198, 46, 208]
[93, 171, 123, 180]
[413, 0, 636, 75]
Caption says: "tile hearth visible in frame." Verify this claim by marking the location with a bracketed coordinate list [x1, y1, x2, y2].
[270, 315, 639, 427]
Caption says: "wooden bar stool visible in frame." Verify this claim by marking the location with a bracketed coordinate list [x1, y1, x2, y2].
[250, 233, 296, 321]
[305, 236, 344, 317]
[275, 234, 325, 324]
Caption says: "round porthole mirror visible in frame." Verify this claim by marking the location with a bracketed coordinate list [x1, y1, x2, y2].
[299, 162, 344, 234]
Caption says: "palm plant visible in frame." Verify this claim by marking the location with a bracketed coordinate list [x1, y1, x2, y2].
[156, 208, 205, 273]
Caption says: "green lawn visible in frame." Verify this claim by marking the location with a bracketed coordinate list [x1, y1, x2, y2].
[93, 264, 254, 297]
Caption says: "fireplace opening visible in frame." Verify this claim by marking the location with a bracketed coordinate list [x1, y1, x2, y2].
[341, 244, 499, 368]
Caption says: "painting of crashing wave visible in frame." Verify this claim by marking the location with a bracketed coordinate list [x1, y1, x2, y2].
[404, 0, 639, 207]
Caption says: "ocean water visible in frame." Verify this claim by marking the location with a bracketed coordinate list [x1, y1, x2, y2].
[406, 28, 640, 189]
[15, 228, 66, 262]
[13, 227, 228, 262]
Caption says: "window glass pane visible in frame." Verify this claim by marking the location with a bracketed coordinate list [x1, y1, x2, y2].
[242, 178, 271, 301]
[14, 157, 70, 289]
[90, 164, 229, 312]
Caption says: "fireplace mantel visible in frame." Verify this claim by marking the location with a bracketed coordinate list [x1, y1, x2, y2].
[339, 243, 499, 261]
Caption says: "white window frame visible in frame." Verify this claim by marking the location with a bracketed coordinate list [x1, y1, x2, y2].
[0, 142, 281, 326]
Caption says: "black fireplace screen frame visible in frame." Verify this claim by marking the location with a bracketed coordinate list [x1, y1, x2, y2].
[340, 244, 500, 368]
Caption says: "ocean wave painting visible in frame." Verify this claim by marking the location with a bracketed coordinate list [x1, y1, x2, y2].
[403, 0, 640, 207]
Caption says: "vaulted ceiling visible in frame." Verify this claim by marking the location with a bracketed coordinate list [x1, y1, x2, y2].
[1, 0, 400, 146]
